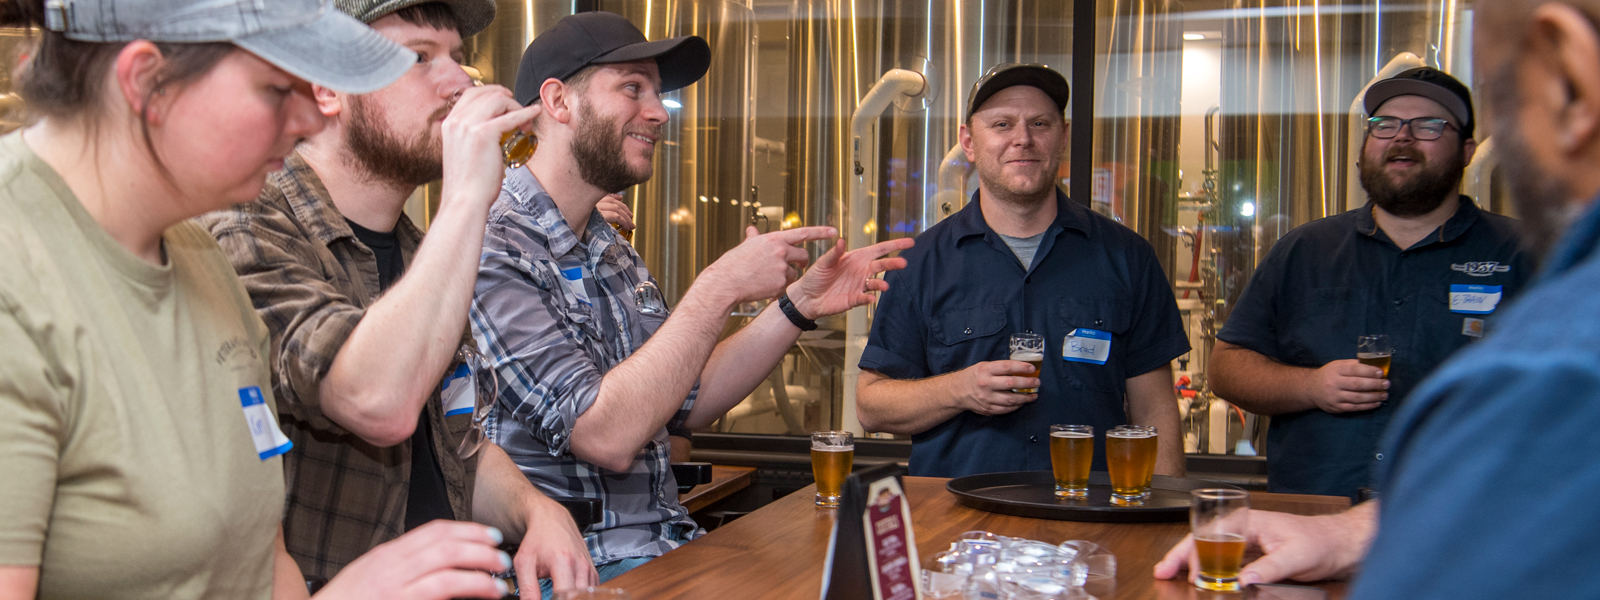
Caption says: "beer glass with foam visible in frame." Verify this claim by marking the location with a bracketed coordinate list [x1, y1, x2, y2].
[810, 431, 854, 507]
[1049, 425, 1094, 498]
[1009, 332, 1045, 394]
[1106, 425, 1158, 504]
[1357, 334, 1392, 378]
[1190, 488, 1250, 591]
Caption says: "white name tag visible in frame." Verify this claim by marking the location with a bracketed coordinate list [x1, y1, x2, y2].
[1063, 328, 1112, 365]
[441, 363, 474, 417]
[1450, 284, 1502, 315]
[238, 386, 292, 460]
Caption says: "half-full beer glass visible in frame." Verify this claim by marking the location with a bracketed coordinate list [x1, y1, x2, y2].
[1009, 332, 1045, 394]
[1049, 425, 1093, 498]
[811, 431, 854, 507]
[1191, 488, 1250, 592]
[1106, 425, 1158, 504]
[1357, 335, 1392, 378]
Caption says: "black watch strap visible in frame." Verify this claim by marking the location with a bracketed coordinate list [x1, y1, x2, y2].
[778, 293, 818, 331]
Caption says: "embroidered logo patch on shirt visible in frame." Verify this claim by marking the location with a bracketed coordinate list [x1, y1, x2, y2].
[1451, 262, 1511, 277]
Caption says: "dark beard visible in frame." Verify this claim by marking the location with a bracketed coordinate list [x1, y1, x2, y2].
[1485, 84, 1579, 260]
[571, 102, 655, 193]
[1358, 142, 1465, 217]
[345, 94, 443, 188]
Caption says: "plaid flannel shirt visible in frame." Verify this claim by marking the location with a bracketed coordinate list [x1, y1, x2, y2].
[198, 153, 477, 580]
[470, 168, 699, 565]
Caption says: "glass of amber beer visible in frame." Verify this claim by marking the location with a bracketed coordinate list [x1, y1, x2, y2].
[1009, 332, 1045, 394]
[1357, 335, 1392, 378]
[1049, 425, 1094, 498]
[1190, 488, 1250, 591]
[1106, 425, 1158, 504]
[811, 431, 854, 507]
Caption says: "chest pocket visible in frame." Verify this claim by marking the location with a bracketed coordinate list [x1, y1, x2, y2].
[1284, 287, 1365, 366]
[932, 304, 1007, 346]
[1055, 298, 1131, 392]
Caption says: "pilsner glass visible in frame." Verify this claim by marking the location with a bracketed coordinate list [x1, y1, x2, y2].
[1048, 425, 1093, 498]
[1106, 425, 1157, 504]
[1190, 489, 1250, 592]
[1009, 332, 1046, 394]
[811, 431, 854, 507]
[1357, 334, 1392, 378]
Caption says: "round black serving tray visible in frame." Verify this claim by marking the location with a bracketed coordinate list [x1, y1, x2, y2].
[945, 471, 1242, 523]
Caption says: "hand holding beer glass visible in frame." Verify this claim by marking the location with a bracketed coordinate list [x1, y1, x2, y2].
[1009, 332, 1045, 394]
[1049, 425, 1093, 498]
[1106, 425, 1158, 505]
[1356, 335, 1392, 378]
[811, 431, 854, 507]
[1190, 489, 1249, 592]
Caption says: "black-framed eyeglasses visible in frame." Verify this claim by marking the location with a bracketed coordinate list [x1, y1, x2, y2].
[1366, 116, 1457, 141]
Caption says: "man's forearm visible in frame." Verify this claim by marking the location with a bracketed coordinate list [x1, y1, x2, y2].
[1209, 341, 1318, 416]
[318, 197, 494, 447]
[685, 303, 803, 428]
[1125, 365, 1185, 476]
[470, 445, 540, 539]
[855, 369, 965, 435]
[569, 284, 735, 471]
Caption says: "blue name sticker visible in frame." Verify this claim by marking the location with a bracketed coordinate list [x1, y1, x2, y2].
[560, 266, 592, 307]
[1062, 328, 1112, 365]
[238, 386, 292, 460]
[1449, 284, 1503, 315]
[441, 363, 474, 417]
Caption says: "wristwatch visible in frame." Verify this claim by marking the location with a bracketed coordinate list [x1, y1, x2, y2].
[778, 293, 818, 331]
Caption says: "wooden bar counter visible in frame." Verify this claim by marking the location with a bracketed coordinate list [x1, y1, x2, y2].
[608, 476, 1351, 599]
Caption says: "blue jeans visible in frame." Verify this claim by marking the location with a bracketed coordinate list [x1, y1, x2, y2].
[537, 556, 654, 599]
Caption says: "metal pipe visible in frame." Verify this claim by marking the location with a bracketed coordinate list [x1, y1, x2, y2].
[931, 143, 972, 223]
[842, 67, 926, 437]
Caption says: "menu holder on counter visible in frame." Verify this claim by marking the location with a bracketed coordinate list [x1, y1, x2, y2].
[820, 463, 921, 600]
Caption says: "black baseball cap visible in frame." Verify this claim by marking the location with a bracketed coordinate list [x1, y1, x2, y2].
[514, 11, 712, 106]
[966, 63, 1071, 119]
[1364, 67, 1475, 138]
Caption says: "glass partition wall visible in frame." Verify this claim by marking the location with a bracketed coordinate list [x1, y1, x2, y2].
[443, 0, 1491, 453]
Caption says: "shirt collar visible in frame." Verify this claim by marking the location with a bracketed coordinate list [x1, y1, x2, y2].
[1542, 192, 1600, 278]
[1355, 195, 1482, 246]
[501, 167, 619, 258]
[279, 152, 356, 247]
[951, 187, 1090, 243]
[276, 152, 425, 253]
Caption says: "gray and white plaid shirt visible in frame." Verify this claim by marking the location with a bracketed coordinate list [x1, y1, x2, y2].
[470, 168, 699, 565]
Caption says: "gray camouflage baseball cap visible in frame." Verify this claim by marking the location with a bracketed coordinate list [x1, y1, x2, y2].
[333, 0, 496, 38]
[42, 0, 415, 94]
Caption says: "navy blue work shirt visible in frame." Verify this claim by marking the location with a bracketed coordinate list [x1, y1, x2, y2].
[1217, 197, 1531, 498]
[860, 190, 1190, 478]
[1351, 194, 1600, 600]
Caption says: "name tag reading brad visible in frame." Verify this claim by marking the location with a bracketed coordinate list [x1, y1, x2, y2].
[1063, 328, 1112, 365]
[239, 386, 292, 460]
[441, 363, 474, 417]
[1449, 284, 1503, 315]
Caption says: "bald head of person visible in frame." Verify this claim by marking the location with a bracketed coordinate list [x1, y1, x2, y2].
[1477, 0, 1600, 254]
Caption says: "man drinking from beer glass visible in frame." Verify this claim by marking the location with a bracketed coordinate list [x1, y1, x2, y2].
[855, 64, 1188, 479]
[1205, 67, 1531, 499]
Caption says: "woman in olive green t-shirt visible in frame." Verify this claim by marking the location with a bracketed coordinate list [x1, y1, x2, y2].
[0, 0, 514, 599]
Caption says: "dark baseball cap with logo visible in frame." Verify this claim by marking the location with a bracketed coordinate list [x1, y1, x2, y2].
[966, 63, 1071, 119]
[1364, 67, 1475, 138]
[514, 11, 712, 106]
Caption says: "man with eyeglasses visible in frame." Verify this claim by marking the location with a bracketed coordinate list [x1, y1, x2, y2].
[1204, 67, 1532, 499]
[199, 0, 599, 593]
